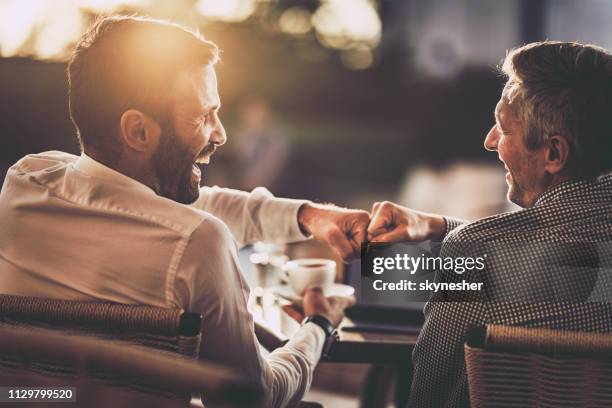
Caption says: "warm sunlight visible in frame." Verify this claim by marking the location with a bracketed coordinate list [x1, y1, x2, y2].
[0, 0, 383, 62]
[195, 0, 256, 23]
[33, 1, 83, 59]
[312, 0, 381, 50]
[0, 0, 148, 59]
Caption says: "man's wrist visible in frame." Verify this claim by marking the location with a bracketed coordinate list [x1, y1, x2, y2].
[302, 314, 337, 359]
[297, 203, 314, 236]
[302, 314, 335, 336]
[426, 213, 446, 241]
[298, 203, 328, 236]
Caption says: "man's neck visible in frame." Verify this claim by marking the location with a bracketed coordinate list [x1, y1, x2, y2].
[85, 150, 161, 194]
[529, 174, 574, 207]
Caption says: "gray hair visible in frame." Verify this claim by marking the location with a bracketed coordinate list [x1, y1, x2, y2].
[500, 41, 612, 179]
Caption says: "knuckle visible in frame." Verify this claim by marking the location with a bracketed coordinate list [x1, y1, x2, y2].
[358, 212, 370, 221]
[329, 227, 343, 239]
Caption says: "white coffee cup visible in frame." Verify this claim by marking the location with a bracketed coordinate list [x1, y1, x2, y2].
[282, 258, 336, 296]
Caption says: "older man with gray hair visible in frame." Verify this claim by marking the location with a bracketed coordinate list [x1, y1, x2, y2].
[368, 41, 612, 407]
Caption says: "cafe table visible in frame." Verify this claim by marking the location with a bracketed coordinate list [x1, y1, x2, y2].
[250, 290, 419, 408]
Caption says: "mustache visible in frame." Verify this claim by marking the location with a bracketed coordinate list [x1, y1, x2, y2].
[198, 143, 217, 159]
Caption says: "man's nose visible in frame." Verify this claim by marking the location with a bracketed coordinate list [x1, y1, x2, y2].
[210, 120, 227, 146]
[484, 126, 499, 151]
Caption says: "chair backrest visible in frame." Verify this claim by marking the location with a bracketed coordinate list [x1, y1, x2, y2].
[0, 294, 202, 358]
[465, 324, 612, 408]
[0, 325, 262, 408]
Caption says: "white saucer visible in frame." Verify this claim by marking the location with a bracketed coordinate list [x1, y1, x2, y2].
[271, 283, 355, 305]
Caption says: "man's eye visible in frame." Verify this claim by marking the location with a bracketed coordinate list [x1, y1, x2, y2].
[198, 115, 209, 127]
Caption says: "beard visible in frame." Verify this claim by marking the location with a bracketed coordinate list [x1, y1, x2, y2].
[152, 126, 201, 205]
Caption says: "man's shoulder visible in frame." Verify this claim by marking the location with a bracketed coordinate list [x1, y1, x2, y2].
[4, 150, 215, 237]
[189, 213, 235, 247]
[11, 151, 78, 173]
[447, 208, 539, 242]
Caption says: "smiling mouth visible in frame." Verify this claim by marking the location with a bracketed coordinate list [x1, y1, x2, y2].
[195, 145, 216, 165]
[191, 145, 217, 179]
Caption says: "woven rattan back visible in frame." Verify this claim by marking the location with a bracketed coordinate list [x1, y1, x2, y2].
[0, 325, 261, 407]
[0, 294, 202, 357]
[465, 325, 612, 408]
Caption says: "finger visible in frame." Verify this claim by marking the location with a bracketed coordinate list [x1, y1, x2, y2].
[367, 210, 390, 239]
[371, 202, 381, 213]
[345, 295, 356, 306]
[329, 295, 356, 310]
[349, 218, 369, 254]
[303, 286, 324, 298]
[350, 235, 365, 256]
[303, 286, 326, 306]
[282, 304, 305, 322]
[368, 203, 392, 235]
[331, 295, 356, 307]
[369, 227, 408, 243]
[336, 211, 370, 259]
[328, 228, 354, 262]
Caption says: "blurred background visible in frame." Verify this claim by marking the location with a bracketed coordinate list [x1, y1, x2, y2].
[2, 2, 612, 406]
[2, 0, 612, 220]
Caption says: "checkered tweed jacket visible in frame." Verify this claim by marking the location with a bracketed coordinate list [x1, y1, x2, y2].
[408, 175, 612, 408]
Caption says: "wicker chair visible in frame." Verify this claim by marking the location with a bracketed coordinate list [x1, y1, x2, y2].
[0, 294, 203, 358]
[0, 294, 222, 406]
[465, 324, 612, 408]
[0, 325, 261, 407]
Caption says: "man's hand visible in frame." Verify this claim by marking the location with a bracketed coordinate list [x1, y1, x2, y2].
[283, 287, 355, 327]
[367, 201, 446, 243]
[298, 203, 370, 262]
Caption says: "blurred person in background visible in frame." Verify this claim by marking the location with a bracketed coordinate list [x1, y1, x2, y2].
[233, 97, 291, 193]
[368, 41, 612, 407]
[0, 16, 368, 407]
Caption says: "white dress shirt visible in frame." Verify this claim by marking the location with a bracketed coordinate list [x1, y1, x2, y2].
[0, 151, 325, 408]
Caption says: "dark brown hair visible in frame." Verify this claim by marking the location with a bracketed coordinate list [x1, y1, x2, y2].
[67, 15, 219, 164]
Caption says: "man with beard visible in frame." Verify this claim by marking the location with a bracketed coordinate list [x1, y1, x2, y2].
[0, 16, 367, 407]
[367, 41, 612, 407]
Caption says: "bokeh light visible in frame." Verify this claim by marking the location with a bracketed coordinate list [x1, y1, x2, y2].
[0, 0, 149, 59]
[0, 0, 50, 57]
[340, 46, 374, 70]
[195, 0, 256, 23]
[312, 0, 381, 50]
[34, 1, 83, 59]
[279, 7, 312, 36]
[76, 0, 149, 13]
[0, 0, 383, 67]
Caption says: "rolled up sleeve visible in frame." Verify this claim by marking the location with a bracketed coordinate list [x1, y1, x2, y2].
[173, 216, 324, 407]
[192, 186, 309, 246]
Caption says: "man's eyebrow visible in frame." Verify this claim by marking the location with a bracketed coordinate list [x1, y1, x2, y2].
[494, 104, 510, 132]
[197, 104, 220, 119]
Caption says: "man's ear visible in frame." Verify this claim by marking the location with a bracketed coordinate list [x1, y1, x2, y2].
[119, 109, 161, 153]
[544, 135, 570, 175]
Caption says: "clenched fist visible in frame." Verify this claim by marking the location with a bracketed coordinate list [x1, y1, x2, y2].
[367, 201, 446, 243]
[298, 203, 370, 262]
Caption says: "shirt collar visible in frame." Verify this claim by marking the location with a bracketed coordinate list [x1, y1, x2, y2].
[534, 173, 612, 207]
[73, 153, 156, 196]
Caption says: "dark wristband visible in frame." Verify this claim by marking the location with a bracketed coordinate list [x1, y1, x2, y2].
[302, 314, 334, 337]
[302, 314, 338, 359]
